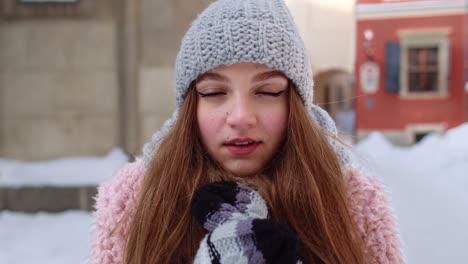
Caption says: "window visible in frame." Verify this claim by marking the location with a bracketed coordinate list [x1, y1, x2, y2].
[414, 132, 428, 143]
[406, 123, 445, 144]
[408, 47, 439, 92]
[399, 30, 450, 98]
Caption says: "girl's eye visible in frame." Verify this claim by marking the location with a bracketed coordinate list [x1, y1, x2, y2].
[197, 92, 226, 97]
[257, 90, 286, 97]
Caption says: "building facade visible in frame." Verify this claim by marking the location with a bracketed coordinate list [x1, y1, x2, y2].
[0, 0, 356, 161]
[355, 0, 468, 144]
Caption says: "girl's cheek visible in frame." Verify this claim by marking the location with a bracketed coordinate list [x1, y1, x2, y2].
[201, 109, 224, 131]
[264, 107, 288, 125]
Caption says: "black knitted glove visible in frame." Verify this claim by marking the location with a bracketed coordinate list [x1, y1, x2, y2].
[191, 181, 301, 264]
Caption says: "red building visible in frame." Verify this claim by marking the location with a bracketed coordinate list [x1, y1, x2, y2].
[355, 0, 468, 144]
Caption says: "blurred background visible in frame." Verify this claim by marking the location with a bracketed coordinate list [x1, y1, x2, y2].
[0, 0, 467, 263]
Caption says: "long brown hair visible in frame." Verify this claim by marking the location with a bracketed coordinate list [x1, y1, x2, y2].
[123, 84, 367, 263]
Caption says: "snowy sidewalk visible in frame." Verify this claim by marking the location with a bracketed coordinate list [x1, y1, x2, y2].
[0, 149, 128, 263]
[0, 211, 94, 264]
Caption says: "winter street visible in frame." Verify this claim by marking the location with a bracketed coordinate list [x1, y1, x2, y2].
[1, 0, 467, 263]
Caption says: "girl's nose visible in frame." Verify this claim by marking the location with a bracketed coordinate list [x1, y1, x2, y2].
[226, 97, 257, 130]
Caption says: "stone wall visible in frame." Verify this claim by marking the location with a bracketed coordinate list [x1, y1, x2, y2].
[0, 0, 214, 160]
[0, 1, 118, 160]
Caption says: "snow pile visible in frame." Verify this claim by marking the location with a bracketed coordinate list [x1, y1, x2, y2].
[355, 123, 468, 264]
[0, 148, 129, 187]
[355, 124, 468, 203]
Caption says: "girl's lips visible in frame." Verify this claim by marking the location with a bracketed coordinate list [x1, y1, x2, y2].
[223, 138, 261, 155]
[225, 142, 260, 155]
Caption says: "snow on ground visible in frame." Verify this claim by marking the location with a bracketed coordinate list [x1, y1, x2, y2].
[0, 148, 129, 187]
[354, 123, 468, 264]
[0, 124, 467, 263]
[0, 211, 94, 264]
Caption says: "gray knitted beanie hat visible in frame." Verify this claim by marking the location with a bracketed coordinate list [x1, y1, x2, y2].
[142, 0, 349, 168]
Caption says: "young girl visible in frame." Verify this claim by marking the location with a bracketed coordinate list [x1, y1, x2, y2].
[91, 0, 403, 263]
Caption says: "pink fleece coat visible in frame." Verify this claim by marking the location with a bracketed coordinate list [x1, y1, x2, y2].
[90, 160, 404, 263]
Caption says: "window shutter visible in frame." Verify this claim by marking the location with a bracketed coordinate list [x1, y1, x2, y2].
[385, 41, 400, 93]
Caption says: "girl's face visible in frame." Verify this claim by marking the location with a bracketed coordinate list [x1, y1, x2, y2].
[196, 63, 289, 177]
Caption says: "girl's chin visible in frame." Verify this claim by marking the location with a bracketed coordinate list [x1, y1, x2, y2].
[222, 163, 263, 178]
[211, 154, 273, 177]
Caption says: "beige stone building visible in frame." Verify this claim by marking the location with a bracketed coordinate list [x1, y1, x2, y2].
[0, 0, 355, 161]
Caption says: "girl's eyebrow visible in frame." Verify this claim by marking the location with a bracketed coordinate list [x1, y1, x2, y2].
[252, 70, 287, 82]
[196, 72, 229, 83]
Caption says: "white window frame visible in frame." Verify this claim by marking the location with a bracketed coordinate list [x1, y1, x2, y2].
[398, 30, 450, 98]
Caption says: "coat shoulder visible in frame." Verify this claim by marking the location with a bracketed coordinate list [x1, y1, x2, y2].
[345, 168, 404, 264]
[89, 159, 145, 264]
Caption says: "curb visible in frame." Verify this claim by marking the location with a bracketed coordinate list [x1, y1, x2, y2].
[0, 186, 97, 212]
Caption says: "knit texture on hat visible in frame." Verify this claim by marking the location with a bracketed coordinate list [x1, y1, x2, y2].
[174, 0, 313, 109]
[190, 181, 302, 263]
[142, 0, 350, 168]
